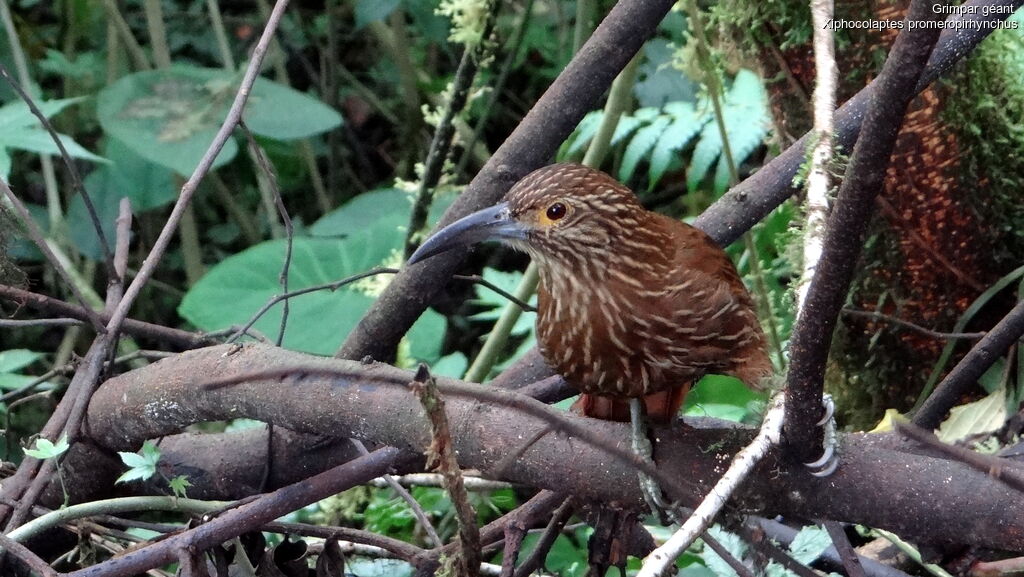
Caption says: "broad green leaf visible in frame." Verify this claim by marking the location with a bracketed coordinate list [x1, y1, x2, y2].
[356, 0, 402, 29]
[310, 188, 409, 236]
[683, 374, 765, 423]
[431, 352, 468, 378]
[86, 138, 178, 211]
[0, 98, 104, 178]
[0, 349, 42, 373]
[97, 66, 342, 176]
[0, 373, 40, 390]
[0, 97, 85, 129]
[24, 434, 69, 460]
[7, 128, 106, 163]
[310, 187, 455, 238]
[619, 114, 670, 182]
[179, 226, 445, 360]
[788, 525, 831, 564]
[937, 385, 1007, 443]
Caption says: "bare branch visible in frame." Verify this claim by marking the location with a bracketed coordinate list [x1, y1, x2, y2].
[912, 299, 1024, 429]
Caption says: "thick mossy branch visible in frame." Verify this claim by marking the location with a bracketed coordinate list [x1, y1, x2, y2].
[79, 343, 1024, 552]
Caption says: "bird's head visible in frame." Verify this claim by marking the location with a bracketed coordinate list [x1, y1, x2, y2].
[408, 164, 650, 271]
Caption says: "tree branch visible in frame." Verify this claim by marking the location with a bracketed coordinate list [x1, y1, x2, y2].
[80, 344, 1024, 552]
[784, 0, 943, 461]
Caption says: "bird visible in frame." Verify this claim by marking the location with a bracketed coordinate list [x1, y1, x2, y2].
[408, 163, 772, 423]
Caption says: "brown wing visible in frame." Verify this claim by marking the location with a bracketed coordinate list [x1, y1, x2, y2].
[649, 215, 772, 388]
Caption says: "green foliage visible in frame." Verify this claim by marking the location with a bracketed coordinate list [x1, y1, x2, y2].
[24, 433, 69, 460]
[686, 69, 769, 194]
[945, 9, 1024, 267]
[180, 187, 449, 361]
[96, 66, 342, 176]
[683, 375, 766, 424]
[0, 349, 47, 390]
[116, 440, 161, 484]
[701, 525, 834, 577]
[561, 69, 768, 193]
[167, 475, 192, 498]
[0, 97, 103, 178]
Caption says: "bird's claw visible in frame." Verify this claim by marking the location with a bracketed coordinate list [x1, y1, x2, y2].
[629, 399, 677, 523]
[804, 394, 839, 477]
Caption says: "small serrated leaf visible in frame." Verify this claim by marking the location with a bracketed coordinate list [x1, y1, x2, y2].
[168, 475, 192, 498]
[24, 434, 69, 460]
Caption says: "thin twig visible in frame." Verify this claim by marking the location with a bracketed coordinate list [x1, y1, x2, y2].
[0, 63, 115, 274]
[0, 178, 107, 333]
[0, 532, 59, 577]
[404, 6, 496, 258]
[410, 364, 481, 577]
[512, 497, 574, 577]
[637, 393, 786, 577]
[842, 308, 986, 340]
[0, 317, 82, 327]
[351, 439, 443, 548]
[702, 531, 756, 577]
[823, 521, 867, 577]
[912, 299, 1024, 429]
[0, 284, 216, 349]
[894, 419, 1024, 493]
[455, 0, 536, 178]
[225, 268, 536, 344]
[367, 473, 514, 491]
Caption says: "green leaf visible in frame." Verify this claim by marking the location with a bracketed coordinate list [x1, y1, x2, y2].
[619, 114, 671, 183]
[97, 66, 342, 176]
[116, 440, 160, 484]
[431, 352, 468, 378]
[310, 187, 455, 238]
[168, 475, 192, 498]
[688, 69, 769, 193]
[0, 98, 105, 178]
[788, 525, 831, 565]
[0, 97, 86, 129]
[649, 102, 706, 189]
[937, 385, 1008, 443]
[0, 349, 43, 373]
[179, 227, 445, 360]
[701, 526, 748, 577]
[356, 0, 402, 29]
[683, 374, 765, 423]
[88, 138, 178, 211]
[311, 188, 409, 236]
[563, 110, 604, 158]
[24, 434, 69, 460]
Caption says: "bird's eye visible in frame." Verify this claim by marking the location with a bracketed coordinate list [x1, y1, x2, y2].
[546, 202, 567, 221]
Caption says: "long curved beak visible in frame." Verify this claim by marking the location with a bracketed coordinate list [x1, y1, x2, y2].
[408, 202, 527, 265]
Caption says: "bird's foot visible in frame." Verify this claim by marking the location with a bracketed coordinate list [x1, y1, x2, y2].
[804, 394, 839, 477]
[629, 399, 675, 522]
